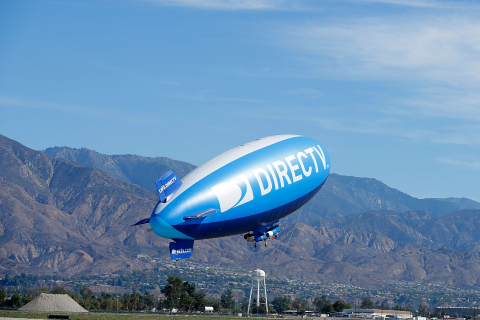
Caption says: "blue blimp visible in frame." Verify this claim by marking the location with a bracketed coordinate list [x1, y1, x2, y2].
[133, 135, 330, 260]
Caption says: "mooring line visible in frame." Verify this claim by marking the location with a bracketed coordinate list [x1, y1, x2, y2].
[288, 195, 317, 259]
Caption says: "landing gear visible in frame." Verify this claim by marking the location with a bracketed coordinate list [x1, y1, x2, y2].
[264, 240, 268, 247]
[254, 243, 256, 248]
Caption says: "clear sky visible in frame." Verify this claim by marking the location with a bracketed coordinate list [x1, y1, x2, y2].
[1, 0, 479, 201]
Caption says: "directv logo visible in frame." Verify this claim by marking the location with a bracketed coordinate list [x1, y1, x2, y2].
[252, 145, 327, 196]
[211, 175, 253, 213]
[211, 145, 327, 212]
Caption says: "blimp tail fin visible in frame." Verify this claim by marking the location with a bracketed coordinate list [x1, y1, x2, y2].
[156, 170, 183, 202]
[131, 217, 150, 226]
[169, 239, 194, 260]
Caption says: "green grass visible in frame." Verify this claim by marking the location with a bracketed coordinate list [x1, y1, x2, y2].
[0, 311, 250, 320]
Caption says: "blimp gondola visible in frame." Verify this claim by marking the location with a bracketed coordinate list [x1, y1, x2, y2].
[133, 135, 330, 260]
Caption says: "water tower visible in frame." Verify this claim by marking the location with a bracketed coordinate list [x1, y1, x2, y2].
[247, 269, 268, 314]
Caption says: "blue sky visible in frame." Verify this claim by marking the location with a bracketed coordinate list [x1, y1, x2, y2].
[1, 0, 479, 201]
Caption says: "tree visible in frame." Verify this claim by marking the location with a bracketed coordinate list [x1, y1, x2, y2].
[333, 300, 351, 312]
[122, 292, 133, 311]
[299, 308, 307, 317]
[79, 285, 93, 300]
[156, 297, 164, 311]
[51, 285, 69, 294]
[418, 304, 428, 317]
[0, 289, 6, 307]
[130, 292, 140, 311]
[161, 276, 205, 312]
[22, 294, 35, 306]
[393, 304, 408, 311]
[240, 301, 249, 313]
[123, 292, 132, 311]
[322, 300, 335, 313]
[193, 292, 206, 312]
[100, 297, 115, 310]
[78, 285, 95, 310]
[292, 297, 309, 312]
[380, 302, 390, 310]
[180, 280, 196, 312]
[272, 296, 291, 314]
[220, 290, 235, 311]
[360, 298, 375, 309]
[180, 293, 195, 312]
[11, 293, 22, 308]
[141, 291, 155, 310]
[161, 276, 183, 310]
[252, 305, 267, 314]
[314, 295, 329, 313]
[90, 297, 101, 310]
[207, 298, 220, 312]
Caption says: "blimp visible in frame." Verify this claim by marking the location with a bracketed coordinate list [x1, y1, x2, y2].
[133, 135, 330, 260]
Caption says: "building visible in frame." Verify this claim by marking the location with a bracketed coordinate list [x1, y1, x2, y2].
[343, 308, 412, 319]
[434, 307, 480, 317]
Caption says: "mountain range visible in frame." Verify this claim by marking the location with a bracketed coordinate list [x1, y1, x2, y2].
[2, 134, 480, 289]
[44, 146, 480, 217]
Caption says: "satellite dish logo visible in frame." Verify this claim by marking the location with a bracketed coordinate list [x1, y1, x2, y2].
[211, 175, 254, 213]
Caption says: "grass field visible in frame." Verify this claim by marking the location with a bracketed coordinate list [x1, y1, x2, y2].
[0, 310, 252, 320]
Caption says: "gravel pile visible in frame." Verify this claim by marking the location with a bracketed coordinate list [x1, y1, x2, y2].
[19, 293, 88, 312]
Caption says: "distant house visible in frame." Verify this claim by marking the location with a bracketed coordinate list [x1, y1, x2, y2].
[283, 310, 316, 316]
[343, 308, 412, 319]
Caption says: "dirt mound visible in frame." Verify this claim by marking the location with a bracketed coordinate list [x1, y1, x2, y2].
[19, 293, 88, 312]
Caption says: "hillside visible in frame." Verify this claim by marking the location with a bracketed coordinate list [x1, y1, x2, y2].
[2, 134, 480, 289]
[0, 134, 164, 276]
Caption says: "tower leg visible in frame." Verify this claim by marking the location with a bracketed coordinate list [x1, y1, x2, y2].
[257, 277, 260, 307]
[264, 277, 268, 313]
[247, 277, 253, 315]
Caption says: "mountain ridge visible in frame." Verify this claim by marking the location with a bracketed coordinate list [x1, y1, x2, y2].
[43, 146, 196, 194]
[43, 146, 480, 217]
